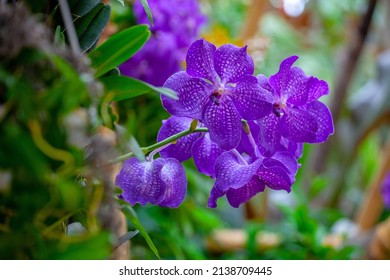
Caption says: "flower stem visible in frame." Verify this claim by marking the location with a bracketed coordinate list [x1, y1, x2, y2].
[108, 127, 209, 164]
[232, 149, 248, 165]
[242, 120, 260, 157]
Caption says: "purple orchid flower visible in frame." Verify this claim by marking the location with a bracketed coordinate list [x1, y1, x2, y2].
[162, 39, 273, 150]
[256, 56, 334, 156]
[381, 172, 390, 209]
[208, 149, 297, 208]
[115, 157, 187, 208]
[157, 115, 224, 177]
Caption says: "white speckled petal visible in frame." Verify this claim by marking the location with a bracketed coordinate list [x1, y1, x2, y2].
[157, 116, 200, 162]
[192, 133, 224, 177]
[270, 151, 299, 176]
[269, 55, 299, 95]
[307, 77, 329, 103]
[157, 158, 187, 208]
[257, 165, 292, 192]
[226, 177, 265, 208]
[306, 101, 334, 143]
[257, 113, 282, 157]
[232, 75, 273, 120]
[115, 158, 165, 206]
[214, 151, 262, 192]
[284, 67, 309, 106]
[186, 39, 218, 82]
[214, 44, 254, 83]
[162, 71, 213, 119]
[281, 107, 317, 143]
[202, 98, 242, 150]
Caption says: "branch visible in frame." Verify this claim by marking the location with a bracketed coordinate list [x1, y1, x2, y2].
[108, 127, 209, 164]
[58, 0, 81, 54]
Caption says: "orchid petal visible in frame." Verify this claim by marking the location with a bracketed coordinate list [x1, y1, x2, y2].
[214, 44, 254, 83]
[192, 133, 224, 177]
[307, 77, 329, 103]
[157, 116, 199, 162]
[232, 75, 273, 120]
[257, 113, 282, 157]
[214, 151, 262, 192]
[157, 158, 187, 208]
[281, 107, 317, 143]
[115, 158, 165, 206]
[285, 67, 309, 106]
[306, 101, 334, 143]
[269, 55, 299, 96]
[202, 98, 242, 150]
[162, 71, 213, 119]
[226, 177, 265, 208]
[186, 39, 218, 82]
[207, 184, 226, 208]
[257, 165, 292, 192]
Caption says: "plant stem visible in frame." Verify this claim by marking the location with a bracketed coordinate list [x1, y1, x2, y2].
[108, 127, 209, 164]
[58, 0, 81, 54]
[232, 149, 248, 165]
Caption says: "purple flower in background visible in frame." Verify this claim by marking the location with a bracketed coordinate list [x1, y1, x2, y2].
[115, 157, 187, 208]
[119, 0, 206, 86]
[381, 172, 390, 209]
[162, 39, 273, 150]
[119, 32, 181, 87]
[256, 56, 334, 156]
[133, 0, 207, 50]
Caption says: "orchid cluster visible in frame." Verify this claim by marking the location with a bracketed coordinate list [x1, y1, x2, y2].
[119, 0, 206, 86]
[115, 39, 334, 208]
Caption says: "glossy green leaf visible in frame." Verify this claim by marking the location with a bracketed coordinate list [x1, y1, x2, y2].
[89, 25, 150, 78]
[54, 25, 65, 47]
[100, 75, 178, 101]
[140, 0, 154, 26]
[70, 0, 100, 18]
[75, 3, 111, 52]
[113, 0, 125, 6]
[121, 204, 160, 259]
[128, 135, 145, 161]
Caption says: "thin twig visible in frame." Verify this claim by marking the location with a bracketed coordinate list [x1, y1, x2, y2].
[108, 127, 209, 164]
[58, 0, 81, 54]
[355, 138, 390, 232]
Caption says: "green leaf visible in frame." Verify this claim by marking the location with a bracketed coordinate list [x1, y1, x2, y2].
[128, 135, 145, 161]
[140, 0, 154, 26]
[89, 25, 150, 78]
[54, 25, 65, 47]
[74, 3, 111, 52]
[113, 0, 125, 6]
[100, 75, 178, 101]
[121, 204, 160, 259]
[70, 0, 100, 18]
